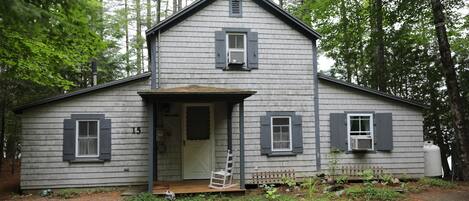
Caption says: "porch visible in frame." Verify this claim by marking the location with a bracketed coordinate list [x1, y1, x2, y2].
[138, 85, 256, 193]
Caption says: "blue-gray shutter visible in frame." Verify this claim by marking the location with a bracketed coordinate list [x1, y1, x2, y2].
[260, 115, 271, 155]
[375, 113, 393, 151]
[99, 119, 112, 161]
[63, 119, 76, 161]
[292, 115, 303, 153]
[247, 32, 258, 69]
[215, 31, 226, 69]
[330, 113, 347, 151]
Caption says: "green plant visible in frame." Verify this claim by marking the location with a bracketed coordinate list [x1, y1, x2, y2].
[300, 177, 319, 198]
[327, 149, 342, 181]
[360, 169, 374, 185]
[125, 192, 162, 201]
[345, 186, 402, 201]
[55, 189, 81, 199]
[261, 184, 280, 200]
[380, 173, 394, 185]
[336, 175, 349, 185]
[281, 177, 297, 188]
[418, 177, 455, 188]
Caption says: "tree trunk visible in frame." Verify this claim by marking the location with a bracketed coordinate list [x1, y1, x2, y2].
[136, 0, 142, 74]
[279, 0, 283, 9]
[0, 95, 5, 172]
[173, 0, 177, 14]
[371, 0, 386, 92]
[156, 0, 161, 23]
[125, 0, 130, 76]
[339, 0, 352, 82]
[431, 0, 469, 181]
[177, 0, 182, 11]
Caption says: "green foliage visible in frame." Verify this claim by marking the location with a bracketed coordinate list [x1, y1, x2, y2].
[345, 186, 403, 201]
[418, 177, 455, 188]
[327, 149, 342, 181]
[281, 177, 297, 188]
[300, 177, 319, 198]
[261, 184, 280, 200]
[55, 189, 81, 199]
[360, 169, 374, 185]
[379, 173, 394, 185]
[336, 175, 349, 185]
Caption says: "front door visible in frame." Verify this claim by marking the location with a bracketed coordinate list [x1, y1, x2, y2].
[182, 104, 214, 180]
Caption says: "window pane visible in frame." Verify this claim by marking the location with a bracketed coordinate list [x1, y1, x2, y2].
[78, 139, 87, 155]
[350, 119, 360, 131]
[186, 106, 210, 140]
[236, 35, 244, 48]
[273, 118, 289, 125]
[361, 118, 370, 131]
[89, 121, 98, 137]
[273, 126, 281, 133]
[229, 35, 236, 48]
[88, 139, 98, 155]
[273, 132, 281, 141]
[78, 121, 87, 137]
[281, 131, 290, 141]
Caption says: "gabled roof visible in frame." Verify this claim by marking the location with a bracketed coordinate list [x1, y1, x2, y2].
[318, 73, 428, 109]
[145, 0, 321, 39]
[14, 72, 151, 114]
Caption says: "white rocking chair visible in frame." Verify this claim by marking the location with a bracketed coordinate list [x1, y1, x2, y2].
[208, 149, 235, 189]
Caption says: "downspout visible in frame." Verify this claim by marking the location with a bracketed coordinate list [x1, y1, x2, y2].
[157, 30, 161, 88]
[312, 39, 321, 171]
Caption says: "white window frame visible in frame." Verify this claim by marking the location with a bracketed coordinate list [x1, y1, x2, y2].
[270, 116, 292, 152]
[347, 113, 374, 151]
[226, 33, 247, 64]
[76, 120, 100, 158]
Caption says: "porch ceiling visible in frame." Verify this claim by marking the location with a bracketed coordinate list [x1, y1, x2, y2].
[138, 85, 256, 102]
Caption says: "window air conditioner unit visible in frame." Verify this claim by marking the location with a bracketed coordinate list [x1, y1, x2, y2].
[350, 136, 373, 151]
[228, 50, 245, 65]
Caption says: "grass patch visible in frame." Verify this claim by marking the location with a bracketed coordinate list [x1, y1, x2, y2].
[54, 189, 81, 199]
[418, 178, 455, 188]
[345, 186, 403, 201]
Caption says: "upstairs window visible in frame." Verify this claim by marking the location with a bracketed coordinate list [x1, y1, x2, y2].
[77, 120, 99, 157]
[227, 33, 246, 65]
[271, 116, 292, 151]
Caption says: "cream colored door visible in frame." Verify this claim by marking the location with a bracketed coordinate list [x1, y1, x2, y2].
[182, 104, 214, 180]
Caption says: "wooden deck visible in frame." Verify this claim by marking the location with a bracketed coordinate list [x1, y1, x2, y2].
[153, 180, 245, 195]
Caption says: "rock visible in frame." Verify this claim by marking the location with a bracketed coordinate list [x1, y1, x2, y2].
[39, 189, 52, 197]
[372, 180, 379, 184]
[392, 178, 400, 184]
[335, 190, 345, 197]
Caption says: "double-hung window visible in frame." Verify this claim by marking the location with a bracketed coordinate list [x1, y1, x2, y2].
[347, 113, 374, 151]
[226, 33, 246, 65]
[271, 116, 292, 151]
[76, 120, 99, 157]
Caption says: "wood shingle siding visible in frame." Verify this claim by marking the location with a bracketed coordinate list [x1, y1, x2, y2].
[318, 81, 424, 178]
[154, 0, 316, 180]
[20, 79, 150, 189]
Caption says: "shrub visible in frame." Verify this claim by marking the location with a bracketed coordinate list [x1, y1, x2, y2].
[300, 177, 319, 198]
[360, 169, 374, 185]
[345, 186, 402, 201]
[418, 177, 455, 188]
[261, 184, 280, 200]
[380, 173, 394, 185]
[281, 177, 297, 188]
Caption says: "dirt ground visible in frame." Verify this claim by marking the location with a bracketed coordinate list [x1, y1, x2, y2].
[409, 182, 469, 201]
[0, 160, 21, 201]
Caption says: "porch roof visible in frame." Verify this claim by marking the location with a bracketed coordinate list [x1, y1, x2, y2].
[138, 85, 256, 102]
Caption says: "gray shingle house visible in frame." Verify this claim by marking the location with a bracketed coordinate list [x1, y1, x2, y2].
[14, 0, 426, 192]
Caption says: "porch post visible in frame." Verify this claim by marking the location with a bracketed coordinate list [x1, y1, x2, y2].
[227, 102, 233, 151]
[238, 101, 245, 189]
[147, 100, 157, 192]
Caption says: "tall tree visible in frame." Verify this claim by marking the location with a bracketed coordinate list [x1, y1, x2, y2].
[125, 0, 131, 76]
[370, 0, 387, 92]
[173, 0, 177, 14]
[156, 0, 161, 23]
[135, 0, 143, 73]
[178, 0, 182, 11]
[430, 0, 469, 180]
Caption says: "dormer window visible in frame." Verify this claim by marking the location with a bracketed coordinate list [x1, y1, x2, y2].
[227, 33, 246, 66]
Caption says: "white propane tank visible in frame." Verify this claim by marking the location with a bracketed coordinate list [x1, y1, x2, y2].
[423, 141, 442, 177]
